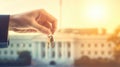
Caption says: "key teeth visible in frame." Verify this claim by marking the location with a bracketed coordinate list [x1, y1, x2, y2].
[47, 34, 55, 48]
[48, 44, 49, 48]
[51, 42, 55, 48]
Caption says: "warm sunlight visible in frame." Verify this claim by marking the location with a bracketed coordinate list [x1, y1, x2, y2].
[0, 0, 120, 33]
[86, 5, 106, 22]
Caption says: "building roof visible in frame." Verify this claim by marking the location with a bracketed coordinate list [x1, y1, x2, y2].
[58, 28, 107, 35]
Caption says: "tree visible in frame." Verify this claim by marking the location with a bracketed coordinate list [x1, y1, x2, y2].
[17, 51, 32, 65]
[74, 56, 91, 67]
[108, 25, 120, 63]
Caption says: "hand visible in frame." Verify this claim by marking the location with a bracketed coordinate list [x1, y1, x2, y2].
[9, 9, 57, 35]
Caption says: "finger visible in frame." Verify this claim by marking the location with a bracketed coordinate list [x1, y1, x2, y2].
[37, 19, 52, 30]
[41, 20, 57, 34]
[43, 21, 52, 31]
[39, 9, 57, 23]
[12, 28, 27, 33]
[39, 9, 57, 33]
[37, 19, 54, 34]
[51, 20, 57, 34]
[37, 19, 56, 34]
[12, 28, 37, 33]
[32, 20, 51, 35]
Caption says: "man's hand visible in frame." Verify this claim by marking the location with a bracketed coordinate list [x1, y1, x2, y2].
[9, 9, 57, 35]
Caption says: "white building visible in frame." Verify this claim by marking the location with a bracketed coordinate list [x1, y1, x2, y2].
[60, 28, 115, 60]
[0, 28, 116, 65]
[0, 32, 74, 65]
[74, 34, 115, 60]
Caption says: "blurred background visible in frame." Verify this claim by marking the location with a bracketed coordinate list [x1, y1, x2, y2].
[0, 0, 120, 67]
[0, 0, 120, 33]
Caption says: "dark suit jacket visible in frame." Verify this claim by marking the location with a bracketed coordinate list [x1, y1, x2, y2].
[0, 15, 9, 48]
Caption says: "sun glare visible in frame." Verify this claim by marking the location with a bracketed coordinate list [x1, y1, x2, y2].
[86, 5, 106, 21]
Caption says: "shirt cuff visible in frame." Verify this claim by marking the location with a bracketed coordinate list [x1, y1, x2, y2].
[0, 15, 9, 48]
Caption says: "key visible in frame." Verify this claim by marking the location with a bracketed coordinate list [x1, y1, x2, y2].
[48, 34, 55, 48]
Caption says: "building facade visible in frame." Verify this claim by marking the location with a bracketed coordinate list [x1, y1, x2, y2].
[74, 34, 115, 60]
[0, 29, 116, 65]
[0, 32, 74, 65]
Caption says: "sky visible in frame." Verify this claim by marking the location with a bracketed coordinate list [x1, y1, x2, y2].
[0, 0, 120, 33]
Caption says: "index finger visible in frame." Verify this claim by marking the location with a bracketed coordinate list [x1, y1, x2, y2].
[39, 9, 57, 34]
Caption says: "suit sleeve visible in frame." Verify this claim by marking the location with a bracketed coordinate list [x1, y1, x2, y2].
[0, 15, 9, 48]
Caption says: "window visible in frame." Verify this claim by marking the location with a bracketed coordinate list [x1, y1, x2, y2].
[101, 43, 104, 47]
[108, 51, 112, 55]
[41, 42, 45, 48]
[11, 51, 13, 55]
[88, 51, 91, 55]
[42, 50, 45, 58]
[68, 51, 71, 58]
[58, 51, 62, 58]
[108, 43, 112, 47]
[29, 44, 32, 47]
[58, 42, 62, 48]
[11, 44, 13, 47]
[81, 51, 84, 55]
[17, 44, 20, 47]
[81, 43, 84, 47]
[88, 43, 91, 47]
[67, 42, 71, 48]
[23, 43, 25, 47]
[4, 51, 7, 54]
[52, 51, 55, 58]
[94, 51, 98, 55]
[94, 43, 97, 47]
[101, 51, 104, 55]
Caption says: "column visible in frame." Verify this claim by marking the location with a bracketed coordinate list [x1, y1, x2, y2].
[55, 42, 58, 59]
[45, 42, 48, 59]
[63, 42, 67, 59]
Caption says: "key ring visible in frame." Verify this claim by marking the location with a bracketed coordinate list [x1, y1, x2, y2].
[47, 34, 55, 48]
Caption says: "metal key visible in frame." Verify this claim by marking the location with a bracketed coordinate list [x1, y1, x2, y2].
[48, 34, 55, 48]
